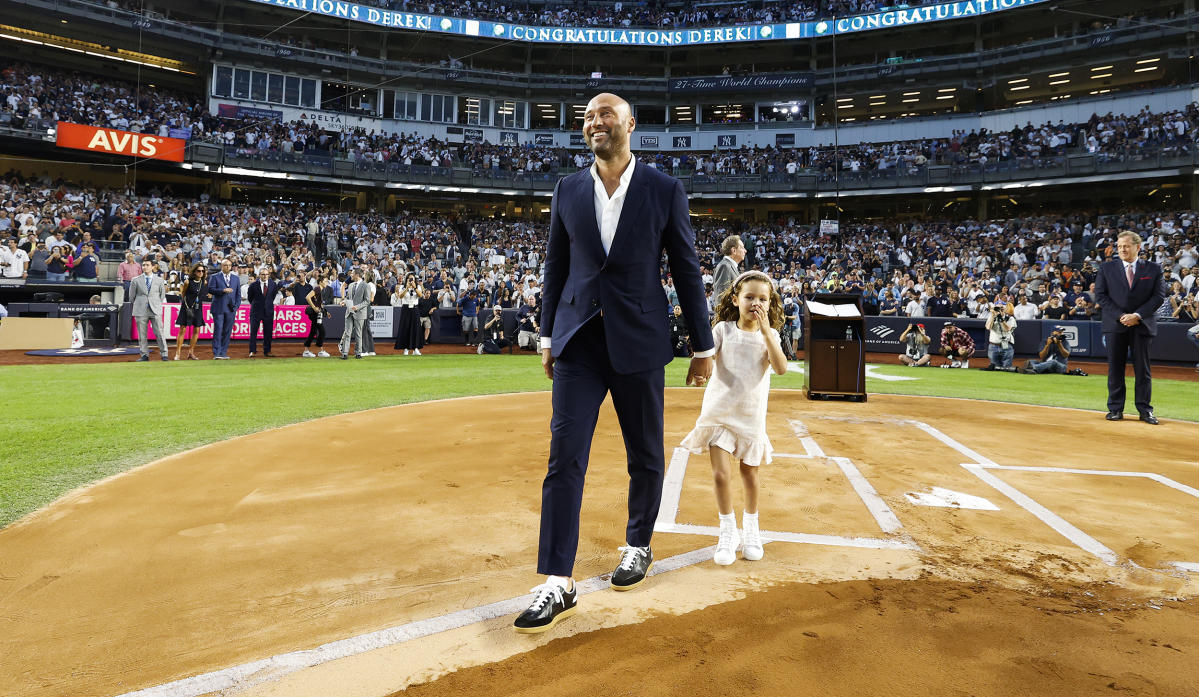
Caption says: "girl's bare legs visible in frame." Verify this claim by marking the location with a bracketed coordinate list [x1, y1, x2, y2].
[739, 462, 759, 514]
[710, 446, 735, 515]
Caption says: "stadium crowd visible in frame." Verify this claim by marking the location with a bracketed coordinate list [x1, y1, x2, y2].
[4, 61, 1197, 182]
[2, 171, 1198, 337]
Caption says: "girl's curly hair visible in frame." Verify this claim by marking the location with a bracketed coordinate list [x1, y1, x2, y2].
[712, 270, 784, 330]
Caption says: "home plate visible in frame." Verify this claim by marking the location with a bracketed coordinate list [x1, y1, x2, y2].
[904, 487, 1000, 510]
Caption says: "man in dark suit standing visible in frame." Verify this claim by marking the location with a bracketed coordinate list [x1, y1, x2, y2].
[207, 258, 241, 360]
[247, 268, 290, 357]
[1094, 230, 1167, 424]
[514, 93, 714, 634]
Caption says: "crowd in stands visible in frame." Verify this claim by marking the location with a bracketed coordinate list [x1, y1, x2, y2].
[5, 60, 1198, 183]
[3, 170, 1198, 336]
[639, 105, 1199, 179]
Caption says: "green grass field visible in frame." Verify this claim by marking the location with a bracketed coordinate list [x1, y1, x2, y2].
[1, 354, 1195, 527]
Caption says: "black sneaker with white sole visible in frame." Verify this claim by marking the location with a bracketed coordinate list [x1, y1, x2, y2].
[513, 582, 577, 634]
[610, 545, 653, 591]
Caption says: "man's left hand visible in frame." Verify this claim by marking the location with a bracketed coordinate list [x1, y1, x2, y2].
[686, 355, 713, 386]
[1119, 313, 1140, 326]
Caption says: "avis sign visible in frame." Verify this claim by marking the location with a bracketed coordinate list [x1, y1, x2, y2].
[55, 122, 186, 162]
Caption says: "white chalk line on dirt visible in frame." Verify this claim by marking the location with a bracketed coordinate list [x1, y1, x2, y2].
[111, 546, 719, 697]
[911, 420, 1122, 566]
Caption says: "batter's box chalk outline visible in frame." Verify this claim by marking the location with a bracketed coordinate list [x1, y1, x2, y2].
[655, 418, 919, 553]
[110, 544, 720, 697]
[911, 420, 1199, 573]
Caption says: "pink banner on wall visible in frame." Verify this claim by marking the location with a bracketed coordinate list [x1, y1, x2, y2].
[132, 304, 312, 340]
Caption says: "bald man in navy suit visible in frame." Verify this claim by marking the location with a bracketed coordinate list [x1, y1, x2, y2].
[514, 93, 714, 633]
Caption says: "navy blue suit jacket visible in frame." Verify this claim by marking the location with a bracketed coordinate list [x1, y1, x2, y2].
[207, 273, 242, 315]
[1094, 259, 1166, 337]
[247, 279, 289, 315]
[541, 162, 714, 374]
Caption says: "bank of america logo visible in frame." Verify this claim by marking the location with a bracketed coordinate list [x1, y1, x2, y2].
[870, 325, 895, 339]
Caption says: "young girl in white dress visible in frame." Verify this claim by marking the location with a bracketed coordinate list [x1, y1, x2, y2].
[681, 270, 788, 565]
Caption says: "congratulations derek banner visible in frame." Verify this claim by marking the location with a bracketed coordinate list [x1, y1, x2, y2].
[245, 0, 1049, 46]
[132, 304, 312, 341]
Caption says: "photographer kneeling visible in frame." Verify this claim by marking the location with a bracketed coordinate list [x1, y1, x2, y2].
[983, 304, 1018, 371]
[898, 322, 931, 367]
[479, 304, 510, 354]
[1022, 326, 1071, 374]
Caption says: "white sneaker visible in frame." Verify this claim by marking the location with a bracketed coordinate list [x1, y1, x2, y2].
[959, 361, 970, 369]
[302, 350, 316, 358]
[365, 352, 376, 357]
[413, 349, 421, 355]
[403, 349, 409, 355]
[317, 350, 330, 358]
[741, 516, 764, 561]
[713, 524, 740, 566]
[950, 360, 961, 368]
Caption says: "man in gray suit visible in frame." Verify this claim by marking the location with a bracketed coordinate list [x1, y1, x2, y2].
[711, 234, 746, 301]
[130, 259, 169, 362]
[339, 267, 369, 359]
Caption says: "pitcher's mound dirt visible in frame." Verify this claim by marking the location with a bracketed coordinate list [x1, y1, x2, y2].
[394, 578, 1199, 697]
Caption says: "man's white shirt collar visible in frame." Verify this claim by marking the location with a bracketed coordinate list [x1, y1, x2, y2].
[589, 156, 635, 256]
[589, 156, 635, 200]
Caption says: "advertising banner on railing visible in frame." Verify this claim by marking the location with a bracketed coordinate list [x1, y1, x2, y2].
[131, 304, 312, 340]
[55, 122, 186, 163]
[244, 0, 1050, 46]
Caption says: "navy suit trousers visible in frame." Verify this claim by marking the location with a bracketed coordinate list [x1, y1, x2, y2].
[1105, 329, 1153, 414]
[249, 307, 273, 353]
[537, 316, 666, 576]
[212, 310, 234, 357]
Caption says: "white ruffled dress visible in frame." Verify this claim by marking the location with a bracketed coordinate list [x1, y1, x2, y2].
[680, 321, 778, 466]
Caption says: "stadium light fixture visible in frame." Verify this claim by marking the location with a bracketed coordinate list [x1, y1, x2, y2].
[1049, 79, 1070, 85]
[1090, 65, 1114, 71]
[1136, 58, 1160, 64]
[837, 97, 853, 103]
[869, 95, 885, 99]
[1015, 100, 1033, 105]
[869, 101, 886, 106]
[1007, 78, 1028, 84]
[1134, 67, 1158, 73]
[1090, 73, 1113, 79]
[0, 31, 188, 73]
[1048, 72, 1070, 78]
[936, 95, 954, 100]
[902, 98, 919, 103]
[1010, 85, 1030, 91]
[903, 91, 920, 96]
[937, 88, 956, 92]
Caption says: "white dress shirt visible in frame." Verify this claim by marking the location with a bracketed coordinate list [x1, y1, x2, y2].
[592, 156, 636, 255]
[540, 157, 713, 358]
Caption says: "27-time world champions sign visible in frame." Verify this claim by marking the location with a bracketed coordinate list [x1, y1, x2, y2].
[246, 0, 1051, 47]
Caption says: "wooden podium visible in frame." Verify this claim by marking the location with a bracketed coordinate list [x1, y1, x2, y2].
[803, 294, 867, 402]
